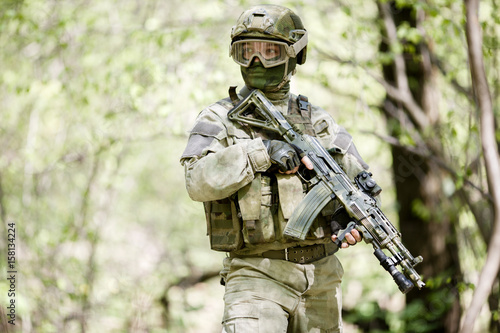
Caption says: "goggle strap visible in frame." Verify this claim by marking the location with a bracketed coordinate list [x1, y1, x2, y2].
[289, 30, 308, 57]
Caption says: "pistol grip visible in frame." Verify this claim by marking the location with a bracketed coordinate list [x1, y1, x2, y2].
[334, 221, 357, 247]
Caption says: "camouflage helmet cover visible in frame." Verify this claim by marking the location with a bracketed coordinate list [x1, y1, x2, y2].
[230, 4, 307, 64]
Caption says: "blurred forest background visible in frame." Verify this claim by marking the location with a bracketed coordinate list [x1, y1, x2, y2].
[0, 0, 499, 332]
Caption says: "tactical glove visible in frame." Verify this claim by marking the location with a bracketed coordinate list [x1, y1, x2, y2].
[263, 140, 300, 172]
[330, 207, 352, 234]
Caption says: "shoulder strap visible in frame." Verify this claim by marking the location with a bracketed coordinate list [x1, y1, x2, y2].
[286, 94, 316, 136]
[297, 94, 310, 116]
[228, 86, 240, 106]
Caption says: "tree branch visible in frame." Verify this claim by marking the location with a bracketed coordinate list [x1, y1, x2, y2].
[460, 0, 500, 332]
[433, 56, 474, 103]
[380, 98, 426, 147]
[317, 47, 428, 129]
[378, 1, 430, 129]
[159, 268, 221, 328]
[364, 130, 490, 200]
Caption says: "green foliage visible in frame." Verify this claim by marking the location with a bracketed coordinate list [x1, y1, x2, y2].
[411, 199, 432, 221]
[343, 301, 391, 333]
[0, 0, 497, 332]
[400, 284, 460, 333]
[0, 0, 231, 331]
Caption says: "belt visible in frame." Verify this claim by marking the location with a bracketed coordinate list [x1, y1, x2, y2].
[229, 243, 338, 264]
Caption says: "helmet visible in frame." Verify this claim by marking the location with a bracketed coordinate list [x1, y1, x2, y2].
[230, 5, 308, 65]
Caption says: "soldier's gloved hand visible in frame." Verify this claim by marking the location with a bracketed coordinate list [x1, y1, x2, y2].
[332, 229, 362, 249]
[263, 140, 301, 174]
[330, 208, 362, 249]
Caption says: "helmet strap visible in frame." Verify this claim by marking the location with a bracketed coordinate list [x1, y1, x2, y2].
[268, 70, 292, 93]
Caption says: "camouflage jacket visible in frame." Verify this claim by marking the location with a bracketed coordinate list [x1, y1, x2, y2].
[180, 88, 368, 254]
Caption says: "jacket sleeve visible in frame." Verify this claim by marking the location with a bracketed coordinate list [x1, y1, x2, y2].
[180, 104, 271, 202]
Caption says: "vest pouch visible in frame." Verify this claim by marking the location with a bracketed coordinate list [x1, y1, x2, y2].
[204, 198, 243, 252]
[275, 174, 304, 241]
[284, 114, 314, 136]
[238, 174, 276, 244]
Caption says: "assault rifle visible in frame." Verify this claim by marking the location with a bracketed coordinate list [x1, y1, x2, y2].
[228, 89, 425, 294]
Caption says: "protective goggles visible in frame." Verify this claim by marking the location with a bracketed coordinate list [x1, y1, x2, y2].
[230, 39, 291, 68]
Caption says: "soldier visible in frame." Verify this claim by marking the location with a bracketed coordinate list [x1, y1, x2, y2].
[181, 4, 368, 332]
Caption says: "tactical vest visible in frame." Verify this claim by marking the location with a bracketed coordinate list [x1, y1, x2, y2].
[204, 93, 335, 253]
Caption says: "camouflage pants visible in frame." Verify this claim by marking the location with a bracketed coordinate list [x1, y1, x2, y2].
[220, 254, 344, 333]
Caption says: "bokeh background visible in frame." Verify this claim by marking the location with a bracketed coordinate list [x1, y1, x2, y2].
[0, 0, 499, 332]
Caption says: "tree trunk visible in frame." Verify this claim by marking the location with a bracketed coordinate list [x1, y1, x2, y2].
[392, 146, 462, 332]
[377, 1, 462, 332]
[461, 0, 500, 332]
